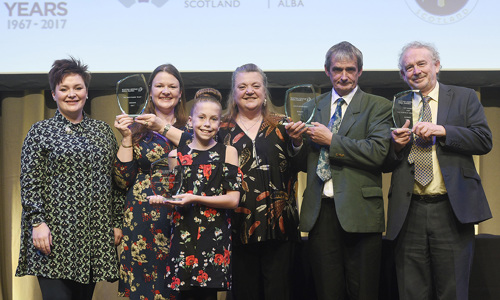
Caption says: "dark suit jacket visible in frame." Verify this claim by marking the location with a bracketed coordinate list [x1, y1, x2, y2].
[384, 83, 493, 240]
[298, 88, 392, 233]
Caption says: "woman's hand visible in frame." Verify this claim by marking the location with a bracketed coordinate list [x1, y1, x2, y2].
[148, 195, 166, 205]
[32, 222, 52, 255]
[147, 195, 175, 209]
[285, 121, 307, 147]
[113, 228, 123, 246]
[166, 193, 196, 206]
[135, 114, 166, 133]
[114, 114, 134, 138]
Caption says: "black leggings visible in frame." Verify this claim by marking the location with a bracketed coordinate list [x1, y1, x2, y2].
[37, 277, 96, 300]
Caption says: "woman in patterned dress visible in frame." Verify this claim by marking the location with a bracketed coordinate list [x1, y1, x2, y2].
[114, 64, 190, 300]
[149, 88, 242, 300]
[16, 57, 124, 300]
[218, 63, 307, 300]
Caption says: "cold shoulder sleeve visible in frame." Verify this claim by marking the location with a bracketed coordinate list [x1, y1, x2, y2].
[222, 163, 242, 192]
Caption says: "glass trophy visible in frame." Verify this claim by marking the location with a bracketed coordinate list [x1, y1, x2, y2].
[391, 89, 424, 131]
[116, 74, 149, 117]
[282, 84, 317, 127]
[150, 156, 183, 201]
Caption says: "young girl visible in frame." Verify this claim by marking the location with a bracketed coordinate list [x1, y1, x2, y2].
[149, 88, 242, 300]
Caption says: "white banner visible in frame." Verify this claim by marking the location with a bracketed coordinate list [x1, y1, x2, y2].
[1, 0, 496, 73]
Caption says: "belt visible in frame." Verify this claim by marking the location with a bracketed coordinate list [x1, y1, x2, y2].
[411, 193, 448, 203]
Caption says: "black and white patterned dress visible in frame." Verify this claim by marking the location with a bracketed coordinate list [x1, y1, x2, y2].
[16, 110, 124, 284]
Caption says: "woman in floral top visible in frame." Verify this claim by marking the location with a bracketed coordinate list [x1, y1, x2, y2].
[114, 64, 190, 300]
[218, 64, 306, 300]
[16, 58, 124, 300]
[149, 88, 242, 300]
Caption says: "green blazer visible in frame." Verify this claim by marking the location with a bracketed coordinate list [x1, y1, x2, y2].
[299, 88, 392, 233]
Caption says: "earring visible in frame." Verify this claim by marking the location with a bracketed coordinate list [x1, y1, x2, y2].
[263, 99, 267, 107]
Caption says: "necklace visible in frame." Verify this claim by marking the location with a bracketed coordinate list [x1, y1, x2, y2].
[238, 115, 261, 167]
[238, 115, 262, 136]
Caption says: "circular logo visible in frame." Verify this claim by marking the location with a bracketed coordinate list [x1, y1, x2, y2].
[405, 0, 479, 24]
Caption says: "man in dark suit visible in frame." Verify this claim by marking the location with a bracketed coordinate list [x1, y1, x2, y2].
[287, 41, 392, 299]
[385, 41, 492, 300]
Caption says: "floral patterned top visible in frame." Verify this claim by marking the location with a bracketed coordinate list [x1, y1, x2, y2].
[165, 142, 242, 293]
[16, 110, 124, 284]
[114, 130, 190, 299]
[218, 114, 303, 246]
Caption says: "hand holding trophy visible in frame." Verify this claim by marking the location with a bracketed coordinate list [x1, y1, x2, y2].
[116, 74, 149, 117]
[391, 89, 424, 131]
[281, 84, 318, 127]
[150, 156, 183, 202]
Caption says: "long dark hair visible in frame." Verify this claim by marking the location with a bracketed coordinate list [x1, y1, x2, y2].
[132, 64, 188, 143]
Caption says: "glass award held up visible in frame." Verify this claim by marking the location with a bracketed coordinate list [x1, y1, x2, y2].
[150, 157, 183, 201]
[282, 84, 317, 127]
[116, 74, 149, 117]
[391, 89, 424, 131]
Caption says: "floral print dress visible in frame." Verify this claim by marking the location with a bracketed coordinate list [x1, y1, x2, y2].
[114, 131, 190, 300]
[165, 142, 242, 293]
[218, 114, 303, 246]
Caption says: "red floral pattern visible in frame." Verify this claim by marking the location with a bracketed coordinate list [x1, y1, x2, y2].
[166, 143, 242, 292]
[178, 152, 193, 165]
[201, 164, 213, 180]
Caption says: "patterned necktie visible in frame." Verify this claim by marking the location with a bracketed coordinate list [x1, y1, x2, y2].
[316, 98, 345, 181]
[408, 96, 433, 186]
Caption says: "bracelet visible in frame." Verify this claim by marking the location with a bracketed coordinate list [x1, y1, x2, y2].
[121, 142, 133, 148]
[162, 123, 171, 136]
[32, 222, 42, 228]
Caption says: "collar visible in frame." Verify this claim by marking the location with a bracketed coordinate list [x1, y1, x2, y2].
[413, 83, 439, 106]
[427, 83, 440, 102]
[331, 86, 357, 106]
[54, 110, 89, 133]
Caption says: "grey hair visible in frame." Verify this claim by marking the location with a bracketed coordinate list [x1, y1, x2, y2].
[398, 41, 441, 71]
[324, 41, 363, 71]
